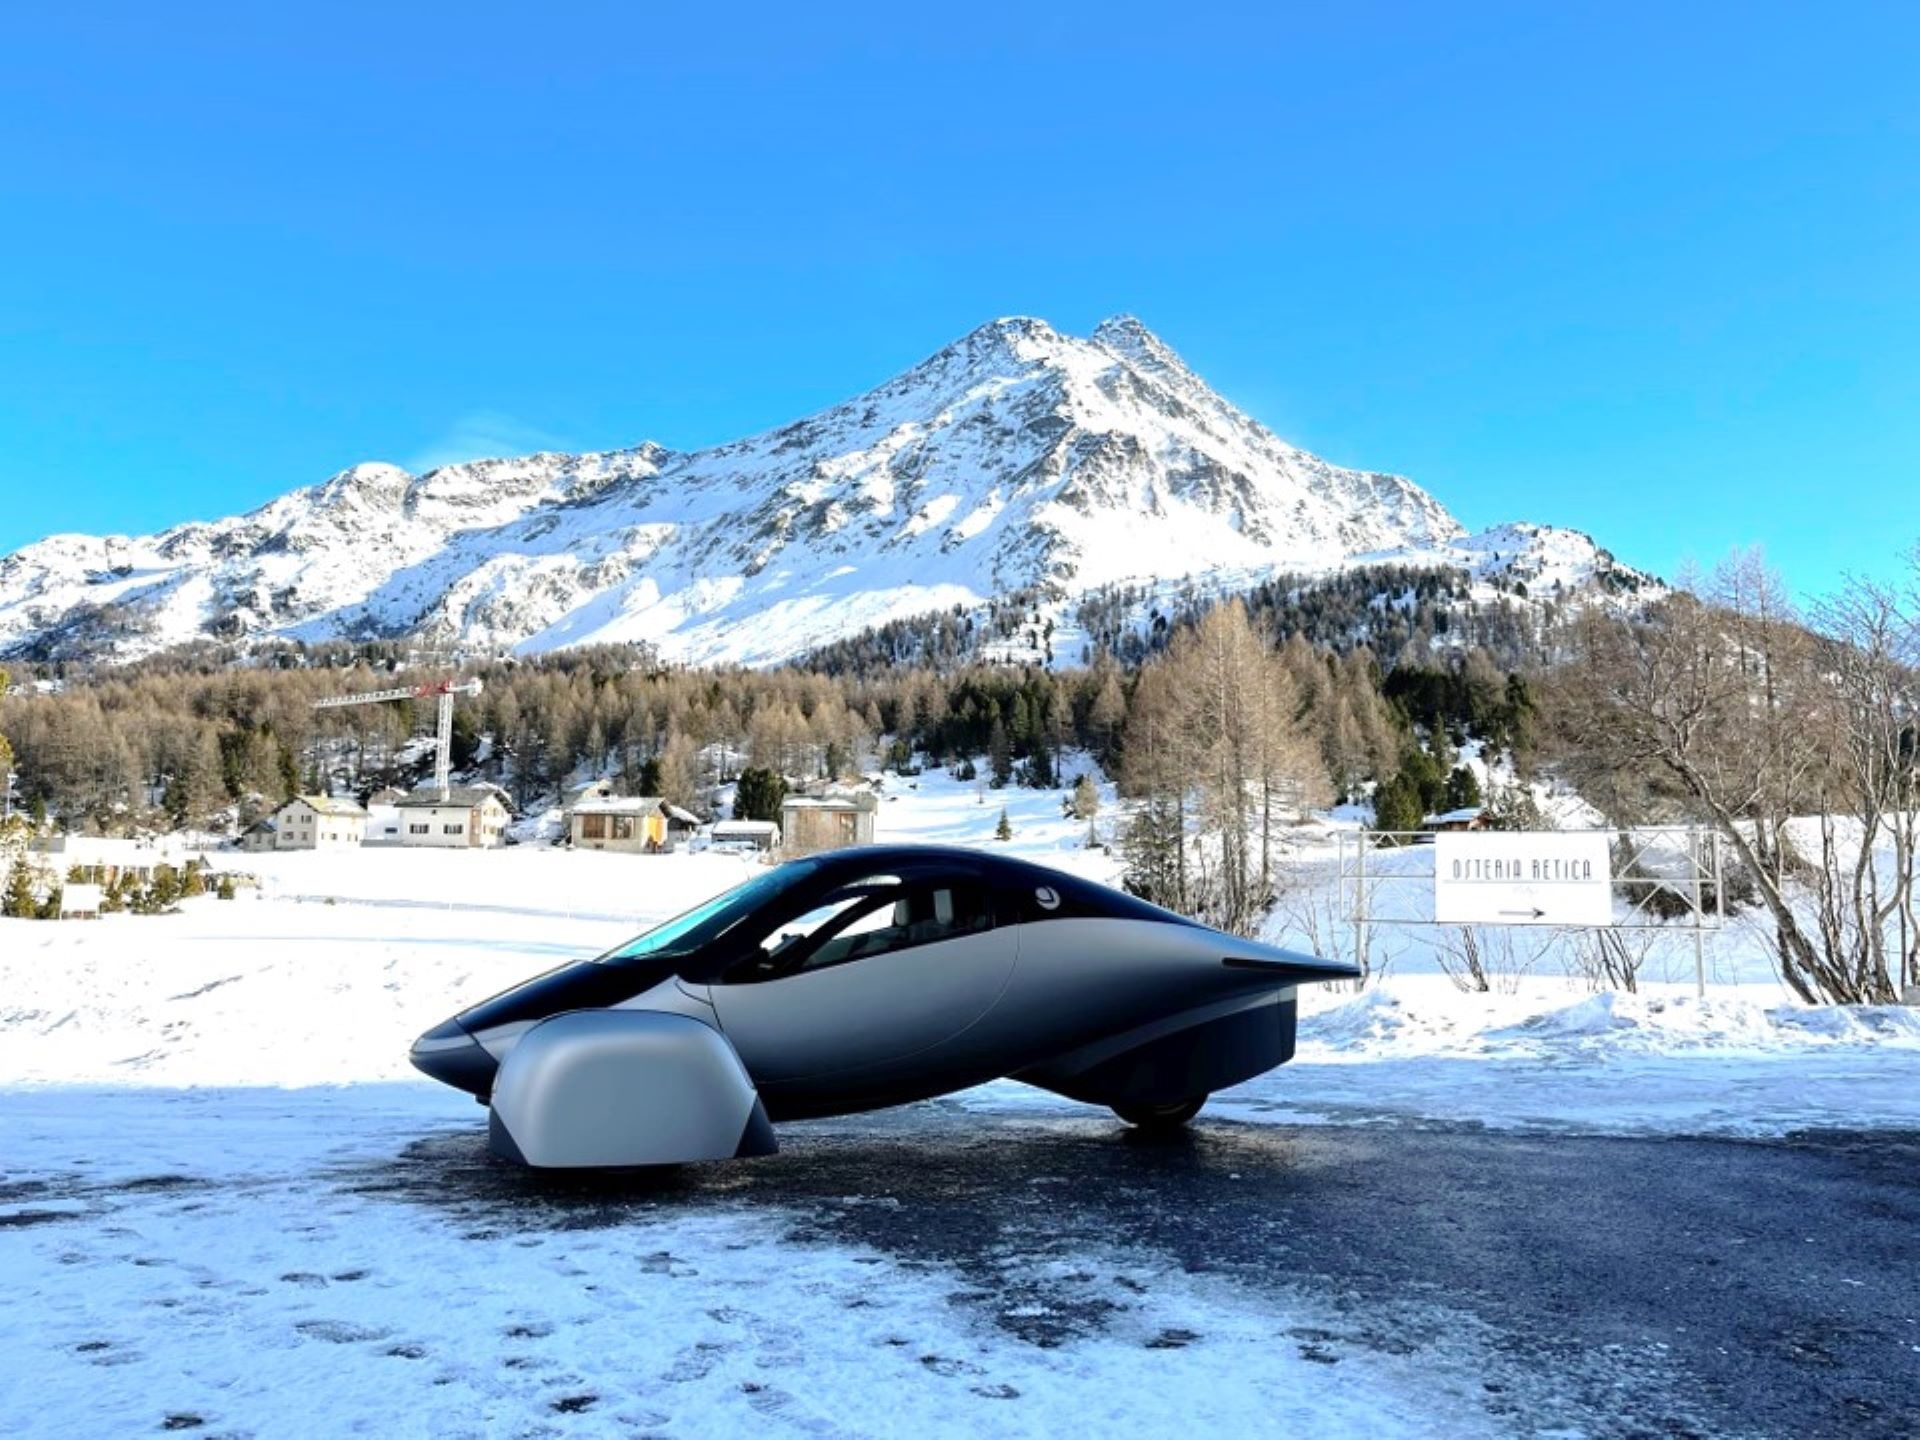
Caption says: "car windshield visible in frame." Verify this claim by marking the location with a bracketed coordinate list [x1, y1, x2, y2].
[595, 861, 822, 963]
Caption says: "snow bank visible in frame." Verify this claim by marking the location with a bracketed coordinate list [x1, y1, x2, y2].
[1303, 981, 1920, 1061]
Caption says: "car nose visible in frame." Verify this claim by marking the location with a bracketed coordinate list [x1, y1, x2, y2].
[410, 1016, 499, 1100]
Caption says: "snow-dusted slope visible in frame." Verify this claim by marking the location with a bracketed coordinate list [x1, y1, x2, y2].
[0, 316, 1641, 666]
[0, 450, 661, 659]
[1370, 521, 1659, 600]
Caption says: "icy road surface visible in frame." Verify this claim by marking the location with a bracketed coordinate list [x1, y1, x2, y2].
[4, 1088, 1919, 1439]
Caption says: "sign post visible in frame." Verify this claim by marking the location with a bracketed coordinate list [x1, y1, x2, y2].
[1340, 826, 1721, 994]
[1432, 832, 1614, 928]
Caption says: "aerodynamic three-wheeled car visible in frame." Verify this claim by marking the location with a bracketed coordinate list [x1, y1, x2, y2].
[412, 844, 1355, 1167]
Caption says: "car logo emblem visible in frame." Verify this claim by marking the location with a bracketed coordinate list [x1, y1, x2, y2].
[1034, 886, 1060, 911]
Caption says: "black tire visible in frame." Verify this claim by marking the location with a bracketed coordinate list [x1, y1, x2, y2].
[1111, 1096, 1207, 1132]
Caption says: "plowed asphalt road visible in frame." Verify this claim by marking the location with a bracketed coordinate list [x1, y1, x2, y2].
[348, 1106, 1920, 1439]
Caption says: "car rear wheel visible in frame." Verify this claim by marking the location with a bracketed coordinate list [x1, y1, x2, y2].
[1111, 1096, 1207, 1132]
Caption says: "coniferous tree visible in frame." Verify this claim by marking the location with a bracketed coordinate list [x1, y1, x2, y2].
[1481, 781, 1546, 832]
[1371, 773, 1425, 834]
[1118, 657, 1190, 911]
[1021, 742, 1055, 790]
[1088, 668, 1127, 761]
[636, 754, 664, 797]
[734, 767, 788, 823]
[987, 717, 1012, 789]
[994, 807, 1013, 842]
[163, 772, 191, 828]
[1443, 766, 1483, 812]
[450, 709, 483, 771]
[1395, 743, 1448, 816]
[3, 859, 38, 918]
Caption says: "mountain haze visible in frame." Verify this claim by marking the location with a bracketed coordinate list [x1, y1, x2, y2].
[0, 316, 1645, 666]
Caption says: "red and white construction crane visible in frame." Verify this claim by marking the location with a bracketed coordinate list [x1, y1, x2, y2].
[312, 677, 484, 801]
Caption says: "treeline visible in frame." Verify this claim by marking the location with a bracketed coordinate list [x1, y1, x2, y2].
[803, 563, 1574, 679]
[1, 623, 1538, 843]
[1085, 565, 1559, 671]
[1075, 568, 1536, 675]
[803, 586, 1061, 674]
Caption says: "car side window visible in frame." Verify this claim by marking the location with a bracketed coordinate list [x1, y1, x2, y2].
[753, 894, 875, 967]
[720, 876, 901, 984]
[797, 883, 994, 973]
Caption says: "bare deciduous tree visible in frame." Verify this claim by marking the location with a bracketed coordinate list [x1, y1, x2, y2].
[1555, 549, 1918, 1003]
[1121, 600, 1331, 935]
[1432, 924, 1553, 995]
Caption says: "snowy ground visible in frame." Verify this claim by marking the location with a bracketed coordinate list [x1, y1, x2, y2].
[5, 766, 1920, 1436]
[5, 1085, 1525, 1439]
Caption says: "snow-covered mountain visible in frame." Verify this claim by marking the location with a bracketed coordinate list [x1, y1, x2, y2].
[0, 315, 1648, 666]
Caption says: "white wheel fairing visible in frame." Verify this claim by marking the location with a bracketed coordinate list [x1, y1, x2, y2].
[488, 1009, 771, 1168]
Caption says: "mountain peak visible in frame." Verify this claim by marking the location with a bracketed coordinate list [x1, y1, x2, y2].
[1089, 313, 1192, 383]
[983, 314, 1055, 336]
[951, 314, 1064, 362]
[1090, 312, 1158, 346]
[0, 314, 1617, 668]
[311, 461, 412, 510]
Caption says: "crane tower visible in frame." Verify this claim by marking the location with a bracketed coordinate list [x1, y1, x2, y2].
[312, 677, 484, 801]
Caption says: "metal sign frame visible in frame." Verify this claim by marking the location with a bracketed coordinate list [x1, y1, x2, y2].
[1337, 827, 1725, 996]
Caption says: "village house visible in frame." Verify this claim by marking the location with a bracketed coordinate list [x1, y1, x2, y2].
[709, 819, 781, 854]
[1422, 806, 1488, 833]
[236, 818, 279, 854]
[569, 796, 701, 854]
[245, 795, 368, 851]
[35, 832, 211, 883]
[778, 793, 878, 857]
[363, 802, 404, 846]
[396, 786, 513, 849]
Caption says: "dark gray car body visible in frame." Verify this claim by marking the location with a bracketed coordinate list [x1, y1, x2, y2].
[412, 844, 1355, 1167]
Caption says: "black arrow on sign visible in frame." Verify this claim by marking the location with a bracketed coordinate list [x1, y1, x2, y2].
[1498, 907, 1548, 919]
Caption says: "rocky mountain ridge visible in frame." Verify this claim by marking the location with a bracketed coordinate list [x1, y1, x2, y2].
[0, 315, 1652, 666]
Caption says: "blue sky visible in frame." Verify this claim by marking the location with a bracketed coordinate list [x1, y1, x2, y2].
[2, 3, 1915, 596]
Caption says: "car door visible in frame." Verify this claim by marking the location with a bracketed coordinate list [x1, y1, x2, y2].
[709, 874, 1016, 1083]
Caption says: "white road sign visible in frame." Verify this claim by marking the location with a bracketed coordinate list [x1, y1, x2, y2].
[1432, 831, 1613, 927]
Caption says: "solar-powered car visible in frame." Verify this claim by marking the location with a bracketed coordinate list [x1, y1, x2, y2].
[412, 845, 1356, 1168]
